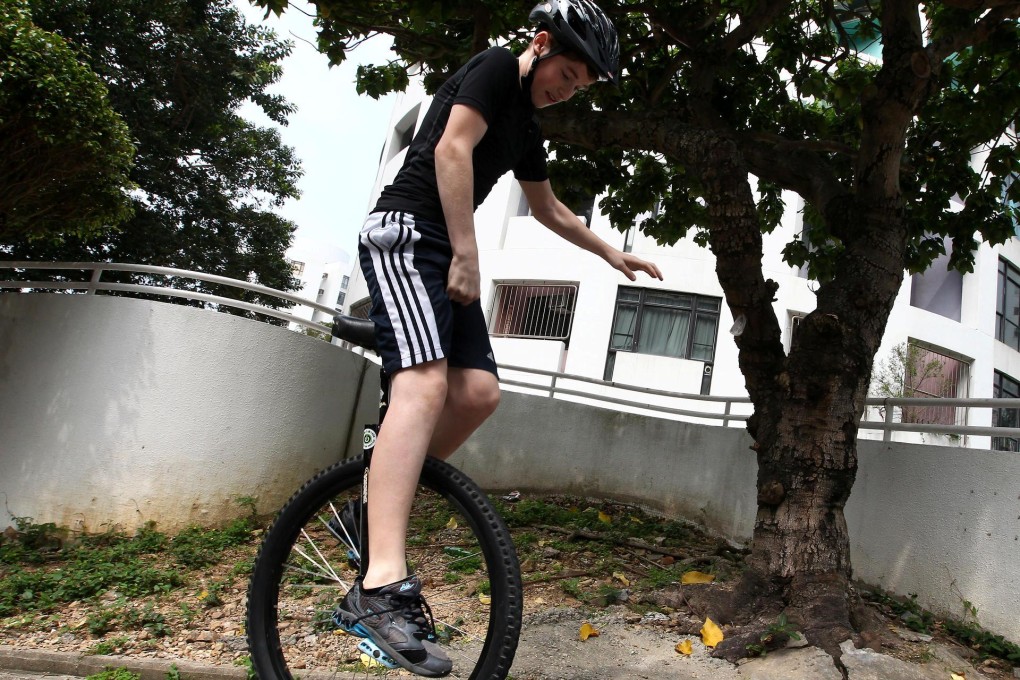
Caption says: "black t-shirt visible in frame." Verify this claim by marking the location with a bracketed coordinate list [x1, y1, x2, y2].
[373, 47, 548, 230]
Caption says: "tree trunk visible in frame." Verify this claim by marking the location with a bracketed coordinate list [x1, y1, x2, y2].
[689, 122, 911, 657]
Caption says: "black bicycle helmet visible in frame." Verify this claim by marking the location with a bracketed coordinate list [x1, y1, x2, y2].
[529, 0, 620, 86]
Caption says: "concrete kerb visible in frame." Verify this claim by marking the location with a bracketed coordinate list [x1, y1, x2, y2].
[0, 647, 245, 680]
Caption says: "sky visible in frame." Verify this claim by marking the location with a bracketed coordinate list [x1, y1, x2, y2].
[233, 1, 398, 262]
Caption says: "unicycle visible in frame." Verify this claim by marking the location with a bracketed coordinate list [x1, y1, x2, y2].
[246, 315, 523, 679]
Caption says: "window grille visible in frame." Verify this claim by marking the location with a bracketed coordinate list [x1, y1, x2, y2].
[900, 343, 970, 427]
[488, 283, 577, 341]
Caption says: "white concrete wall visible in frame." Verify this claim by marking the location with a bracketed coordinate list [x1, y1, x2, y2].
[0, 293, 379, 533]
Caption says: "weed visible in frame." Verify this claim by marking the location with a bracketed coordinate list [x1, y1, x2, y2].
[87, 636, 129, 656]
[178, 602, 197, 625]
[234, 655, 257, 680]
[943, 618, 1020, 664]
[197, 583, 223, 608]
[87, 610, 118, 637]
[560, 578, 586, 601]
[85, 668, 140, 680]
[864, 588, 1020, 666]
[166, 664, 182, 680]
[745, 613, 802, 657]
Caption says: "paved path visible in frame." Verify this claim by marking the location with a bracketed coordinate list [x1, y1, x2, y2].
[0, 612, 998, 680]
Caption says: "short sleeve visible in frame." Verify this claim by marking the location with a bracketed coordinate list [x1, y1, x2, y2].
[453, 48, 520, 125]
[513, 137, 548, 183]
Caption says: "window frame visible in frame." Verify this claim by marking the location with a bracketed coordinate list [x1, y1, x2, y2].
[606, 287, 722, 364]
[996, 257, 1020, 351]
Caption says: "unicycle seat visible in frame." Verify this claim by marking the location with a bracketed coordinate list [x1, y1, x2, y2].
[332, 315, 377, 352]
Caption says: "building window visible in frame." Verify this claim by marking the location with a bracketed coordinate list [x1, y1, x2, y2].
[608, 288, 721, 362]
[389, 104, 421, 161]
[488, 282, 577, 341]
[342, 275, 350, 289]
[317, 288, 325, 297]
[996, 258, 1020, 351]
[623, 226, 636, 253]
[288, 259, 305, 277]
[349, 297, 372, 320]
[513, 186, 531, 217]
[336, 291, 346, 306]
[910, 239, 962, 322]
[992, 371, 1020, 452]
[898, 343, 970, 427]
[1004, 171, 1019, 236]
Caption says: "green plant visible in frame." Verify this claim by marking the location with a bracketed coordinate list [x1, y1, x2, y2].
[87, 636, 129, 656]
[943, 619, 1020, 664]
[560, 578, 585, 601]
[166, 664, 182, 680]
[85, 668, 140, 680]
[745, 613, 802, 657]
[87, 610, 118, 637]
[234, 655, 256, 680]
[197, 582, 224, 608]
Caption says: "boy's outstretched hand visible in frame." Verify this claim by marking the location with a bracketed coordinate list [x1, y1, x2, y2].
[609, 251, 664, 282]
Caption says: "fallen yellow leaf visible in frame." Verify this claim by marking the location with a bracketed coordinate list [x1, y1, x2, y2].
[598, 510, 612, 523]
[675, 639, 693, 655]
[701, 618, 724, 648]
[613, 571, 631, 586]
[360, 653, 381, 668]
[681, 571, 716, 585]
[445, 516, 458, 529]
[478, 593, 491, 605]
[579, 622, 600, 641]
[950, 673, 966, 680]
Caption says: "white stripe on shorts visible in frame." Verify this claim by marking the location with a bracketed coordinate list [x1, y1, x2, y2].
[361, 212, 442, 368]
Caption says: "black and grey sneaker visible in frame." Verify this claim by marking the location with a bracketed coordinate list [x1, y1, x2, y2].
[334, 575, 452, 677]
[326, 499, 362, 559]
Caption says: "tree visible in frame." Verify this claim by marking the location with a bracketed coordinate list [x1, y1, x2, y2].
[255, 0, 1020, 656]
[0, 0, 134, 242]
[2, 0, 304, 312]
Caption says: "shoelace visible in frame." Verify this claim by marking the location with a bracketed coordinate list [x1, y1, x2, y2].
[388, 591, 439, 641]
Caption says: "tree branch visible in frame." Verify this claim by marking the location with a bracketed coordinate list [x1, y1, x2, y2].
[929, 3, 1020, 62]
[722, 0, 796, 53]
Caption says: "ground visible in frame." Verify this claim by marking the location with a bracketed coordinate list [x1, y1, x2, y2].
[1, 495, 1016, 679]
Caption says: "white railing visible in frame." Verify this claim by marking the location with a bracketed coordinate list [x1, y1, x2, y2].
[0, 260, 335, 335]
[499, 363, 1020, 444]
[5, 261, 1020, 446]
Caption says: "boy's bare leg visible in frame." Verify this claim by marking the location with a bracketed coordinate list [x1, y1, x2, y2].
[427, 367, 500, 460]
[362, 360, 449, 589]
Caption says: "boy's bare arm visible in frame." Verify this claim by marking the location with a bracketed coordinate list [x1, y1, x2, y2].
[435, 104, 489, 304]
[520, 179, 663, 281]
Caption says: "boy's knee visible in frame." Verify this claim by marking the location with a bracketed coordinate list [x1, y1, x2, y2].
[452, 374, 500, 419]
[475, 380, 500, 417]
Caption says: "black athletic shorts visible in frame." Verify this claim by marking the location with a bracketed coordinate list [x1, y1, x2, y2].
[358, 211, 498, 377]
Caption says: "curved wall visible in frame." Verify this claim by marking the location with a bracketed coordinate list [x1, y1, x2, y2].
[0, 293, 379, 533]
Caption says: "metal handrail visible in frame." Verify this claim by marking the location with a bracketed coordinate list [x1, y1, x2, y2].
[0, 260, 334, 334]
[5, 261, 1020, 444]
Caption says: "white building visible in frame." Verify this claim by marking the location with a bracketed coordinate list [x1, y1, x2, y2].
[343, 77, 1020, 452]
[286, 236, 355, 329]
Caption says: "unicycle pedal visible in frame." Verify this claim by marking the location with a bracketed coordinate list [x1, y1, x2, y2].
[356, 638, 399, 669]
